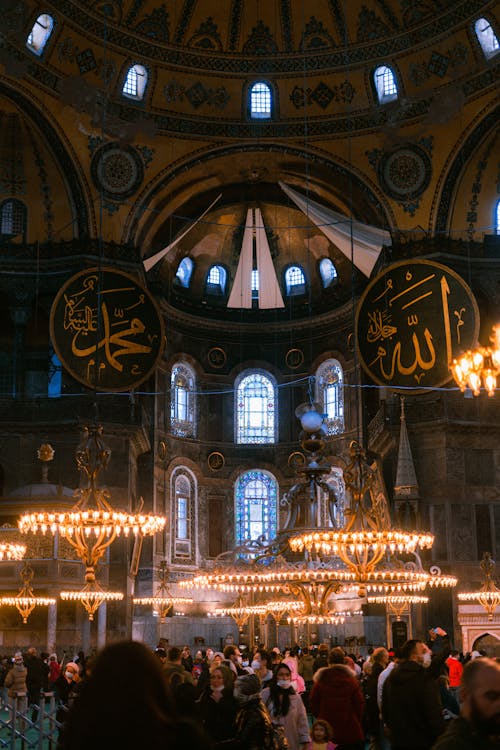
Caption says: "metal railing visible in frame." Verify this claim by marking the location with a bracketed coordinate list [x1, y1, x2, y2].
[0, 692, 61, 749]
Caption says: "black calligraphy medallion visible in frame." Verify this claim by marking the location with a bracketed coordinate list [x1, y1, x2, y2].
[355, 260, 479, 390]
[50, 267, 165, 392]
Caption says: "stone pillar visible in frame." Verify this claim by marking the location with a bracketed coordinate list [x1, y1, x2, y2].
[47, 601, 57, 653]
[97, 602, 107, 650]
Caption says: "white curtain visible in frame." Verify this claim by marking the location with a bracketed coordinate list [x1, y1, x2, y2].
[279, 181, 391, 277]
[255, 208, 284, 309]
[227, 208, 254, 308]
[143, 194, 222, 272]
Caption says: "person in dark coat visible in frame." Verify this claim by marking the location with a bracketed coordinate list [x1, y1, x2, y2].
[431, 657, 500, 750]
[312, 645, 329, 675]
[363, 647, 389, 748]
[197, 664, 238, 747]
[25, 647, 50, 721]
[309, 647, 365, 750]
[382, 639, 445, 750]
[54, 662, 80, 727]
[231, 673, 272, 750]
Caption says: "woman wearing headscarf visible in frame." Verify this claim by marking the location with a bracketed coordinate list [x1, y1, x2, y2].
[4, 652, 28, 717]
[261, 662, 310, 750]
[54, 661, 80, 727]
[197, 664, 238, 747]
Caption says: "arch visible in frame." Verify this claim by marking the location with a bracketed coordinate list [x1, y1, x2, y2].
[235, 469, 278, 546]
[319, 258, 338, 288]
[373, 65, 399, 103]
[206, 264, 227, 294]
[170, 466, 197, 562]
[235, 369, 277, 444]
[175, 257, 194, 288]
[26, 14, 54, 56]
[0, 82, 90, 238]
[122, 64, 148, 100]
[248, 81, 272, 120]
[474, 17, 500, 59]
[315, 359, 344, 435]
[284, 265, 306, 296]
[0, 200, 27, 240]
[170, 361, 197, 438]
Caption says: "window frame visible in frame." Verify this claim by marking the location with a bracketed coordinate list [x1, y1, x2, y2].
[171, 467, 197, 562]
[315, 359, 345, 436]
[235, 369, 278, 445]
[373, 64, 399, 104]
[170, 362, 197, 438]
[235, 469, 278, 547]
[205, 264, 228, 295]
[0, 200, 27, 241]
[474, 17, 500, 59]
[175, 257, 194, 288]
[284, 264, 307, 297]
[319, 258, 338, 288]
[122, 63, 149, 101]
[248, 80, 273, 120]
[26, 13, 54, 56]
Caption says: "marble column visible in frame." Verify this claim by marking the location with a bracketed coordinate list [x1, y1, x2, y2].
[47, 601, 57, 653]
[97, 602, 107, 650]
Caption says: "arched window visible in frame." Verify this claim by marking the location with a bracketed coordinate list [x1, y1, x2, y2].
[26, 14, 54, 55]
[496, 199, 500, 233]
[122, 64, 148, 100]
[319, 258, 338, 288]
[171, 468, 196, 561]
[285, 265, 306, 296]
[170, 362, 196, 437]
[175, 257, 194, 288]
[374, 65, 398, 103]
[235, 370, 277, 444]
[0, 200, 26, 239]
[206, 264, 227, 294]
[475, 18, 500, 58]
[235, 470, 278, 546]
[315, 359, 344, 435]
[249, 81, 272, 119]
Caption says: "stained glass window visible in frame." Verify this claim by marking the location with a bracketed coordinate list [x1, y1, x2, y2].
[170, 363, 196, 437]
[235, 370, 276, 444]
[122, 64, 148, 100]
[475, 18, 499, 58]
[235, 470, 278, 545]
[496, 199, 500, 233]
[26, 14, 54, 55]
[250, 82, 272, 119]
[171, 469, 196, 560]
[48, 350, 62, 398]
[374, 65, 398, 103]
[315, 359, 344, 435]
[319, 258, 338, 288]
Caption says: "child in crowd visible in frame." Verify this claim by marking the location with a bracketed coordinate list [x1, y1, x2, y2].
[305, 719, 337, 750]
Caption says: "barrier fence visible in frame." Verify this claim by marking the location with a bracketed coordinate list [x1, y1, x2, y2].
[0, 693, 61, 749]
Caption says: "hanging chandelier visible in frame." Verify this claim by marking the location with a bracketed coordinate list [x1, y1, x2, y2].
[60, 581, 123, 621]
[182, 406, 455, 623]
[133, 561, 192, 623]
[18, 426, 166, 617]
[0, 563, 55, 624]
[450, 324, 500, 396]
[0, 541, 26, 561]
[368, 594, 429, 621]
[458, 552, 500, 621]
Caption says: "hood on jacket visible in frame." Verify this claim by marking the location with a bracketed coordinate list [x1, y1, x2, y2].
[313, 663, 357, 683]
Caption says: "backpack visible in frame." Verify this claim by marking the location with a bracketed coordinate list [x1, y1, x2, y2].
[264, 722, 289, 750]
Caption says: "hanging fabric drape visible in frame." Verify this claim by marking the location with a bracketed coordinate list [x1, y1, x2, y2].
[255, 208, 284, 309]
[279, 181, 391, 277]
[227, 208, 254, 308]
[227, 208, 284, 309]
[143, 194, 222, 272]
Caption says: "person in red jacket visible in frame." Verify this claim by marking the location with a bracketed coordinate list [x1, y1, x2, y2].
[309, 647, 365, 750]
[445, 650, 463, 703]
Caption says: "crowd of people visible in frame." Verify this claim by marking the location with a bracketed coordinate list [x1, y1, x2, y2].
[0, 635, 498, 749]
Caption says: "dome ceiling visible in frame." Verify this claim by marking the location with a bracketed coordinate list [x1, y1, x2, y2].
[55, 0, 476, 61]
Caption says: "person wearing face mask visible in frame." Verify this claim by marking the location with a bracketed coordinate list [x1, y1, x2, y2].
[4, 652, 28, 719]
[431, 657, 500, 750]
[251, 650, 274, 687]
[382, 639, 445, 750]
[54, 661, 80, 729]
[261, 663, 310, 750]
[196, 664, 238, 747]
[223, 673, 272, 750]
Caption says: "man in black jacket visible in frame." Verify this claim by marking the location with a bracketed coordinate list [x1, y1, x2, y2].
[25, 647, 49, 721]
[382, 639, 444, 750]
